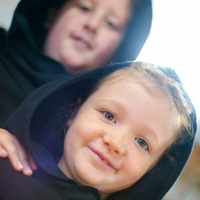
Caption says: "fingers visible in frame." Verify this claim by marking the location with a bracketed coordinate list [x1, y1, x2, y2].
[0, 128, 37, 176]
[16, 142, 33, 176]
[20, 153, 38, 176]
[13, 136, 38, 175]
[0, 129, 23, 171]
[21, 160, 33, 176]
[6, 140, 25, 171]
[0, 145, 8, 157]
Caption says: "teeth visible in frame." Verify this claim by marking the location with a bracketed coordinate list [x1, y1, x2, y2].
[80, 40, 87, 46]
[102, 159, 108, 164]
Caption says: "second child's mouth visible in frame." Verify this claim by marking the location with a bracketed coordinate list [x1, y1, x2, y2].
[72, 35, 93, 51]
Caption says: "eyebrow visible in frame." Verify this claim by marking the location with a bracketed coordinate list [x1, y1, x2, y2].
[96, 99, 125, 110]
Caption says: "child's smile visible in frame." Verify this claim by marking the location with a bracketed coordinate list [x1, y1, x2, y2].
[58, 80, 175, 198]
[88, 146, 117, 170]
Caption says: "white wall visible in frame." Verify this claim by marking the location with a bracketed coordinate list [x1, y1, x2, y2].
[0, 0, 19, 29]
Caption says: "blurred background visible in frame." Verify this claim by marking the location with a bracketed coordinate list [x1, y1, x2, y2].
[0, 0, 200, 199]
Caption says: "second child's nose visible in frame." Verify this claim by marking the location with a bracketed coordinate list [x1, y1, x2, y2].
[84, 14, 102, 33]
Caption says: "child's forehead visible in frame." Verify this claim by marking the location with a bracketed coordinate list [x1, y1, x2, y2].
[91, 80, 150, 101]
[88, 79, 174, 115]
[97, 79, 144, 93]
[96, 79, 136, 93]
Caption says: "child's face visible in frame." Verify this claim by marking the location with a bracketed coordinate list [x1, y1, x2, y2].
[43, 0, 131, 74]
[58, 81, 175, 198]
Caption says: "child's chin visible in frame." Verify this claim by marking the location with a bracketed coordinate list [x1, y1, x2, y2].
[75, 168, 108, 188]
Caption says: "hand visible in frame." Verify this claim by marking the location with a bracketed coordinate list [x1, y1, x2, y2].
[0, 128, 37, 176]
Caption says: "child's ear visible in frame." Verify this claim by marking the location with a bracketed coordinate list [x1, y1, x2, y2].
[44, 8, 58, 30]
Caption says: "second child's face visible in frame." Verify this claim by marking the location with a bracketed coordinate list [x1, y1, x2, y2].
[59, 80, 176, 198]
[43, 0, 131, 74]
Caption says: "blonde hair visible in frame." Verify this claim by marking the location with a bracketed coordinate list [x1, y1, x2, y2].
[95, 62, 193, 146]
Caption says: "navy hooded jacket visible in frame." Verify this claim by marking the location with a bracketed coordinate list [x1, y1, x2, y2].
[0, 61, 197, 200]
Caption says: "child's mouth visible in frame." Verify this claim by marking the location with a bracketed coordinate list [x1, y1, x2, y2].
[100, 157, 109, 164]
[88, 146, 116, 170]
[73, 37, 92, 50]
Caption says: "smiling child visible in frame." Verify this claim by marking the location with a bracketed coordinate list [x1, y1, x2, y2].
[0, 61, 196, 200]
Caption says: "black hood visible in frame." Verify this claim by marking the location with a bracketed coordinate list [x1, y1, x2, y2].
[6, 61, 197, 200]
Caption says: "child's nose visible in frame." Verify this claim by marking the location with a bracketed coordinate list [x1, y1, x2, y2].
[103, 130, 128, 155]
[84, 14, 102, 33]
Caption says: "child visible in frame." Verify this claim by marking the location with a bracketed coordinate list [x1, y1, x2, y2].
[0, 0, 152, 127]
[0, 61, 196, 200]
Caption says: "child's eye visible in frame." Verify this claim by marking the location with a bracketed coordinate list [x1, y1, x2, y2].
[77, 3, 91, 12]
[79, 6, 90, 12]
[106, 21, 116, 30]
[135, 138, 149, 151]
[102, 111, 116, 123]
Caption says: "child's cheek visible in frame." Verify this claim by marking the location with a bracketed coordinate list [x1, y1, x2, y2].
[71, 108, 101, 141]
[123, 153, 151, 181]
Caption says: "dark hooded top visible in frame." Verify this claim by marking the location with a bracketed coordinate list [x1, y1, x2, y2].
[0, 61, 197, 200]
[0, 0, 152, 128]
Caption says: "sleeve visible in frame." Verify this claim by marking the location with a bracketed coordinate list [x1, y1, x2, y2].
[0, 158, 62, 200]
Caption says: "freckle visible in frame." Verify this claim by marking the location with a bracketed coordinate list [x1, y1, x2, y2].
[114, 170, 118, 175]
